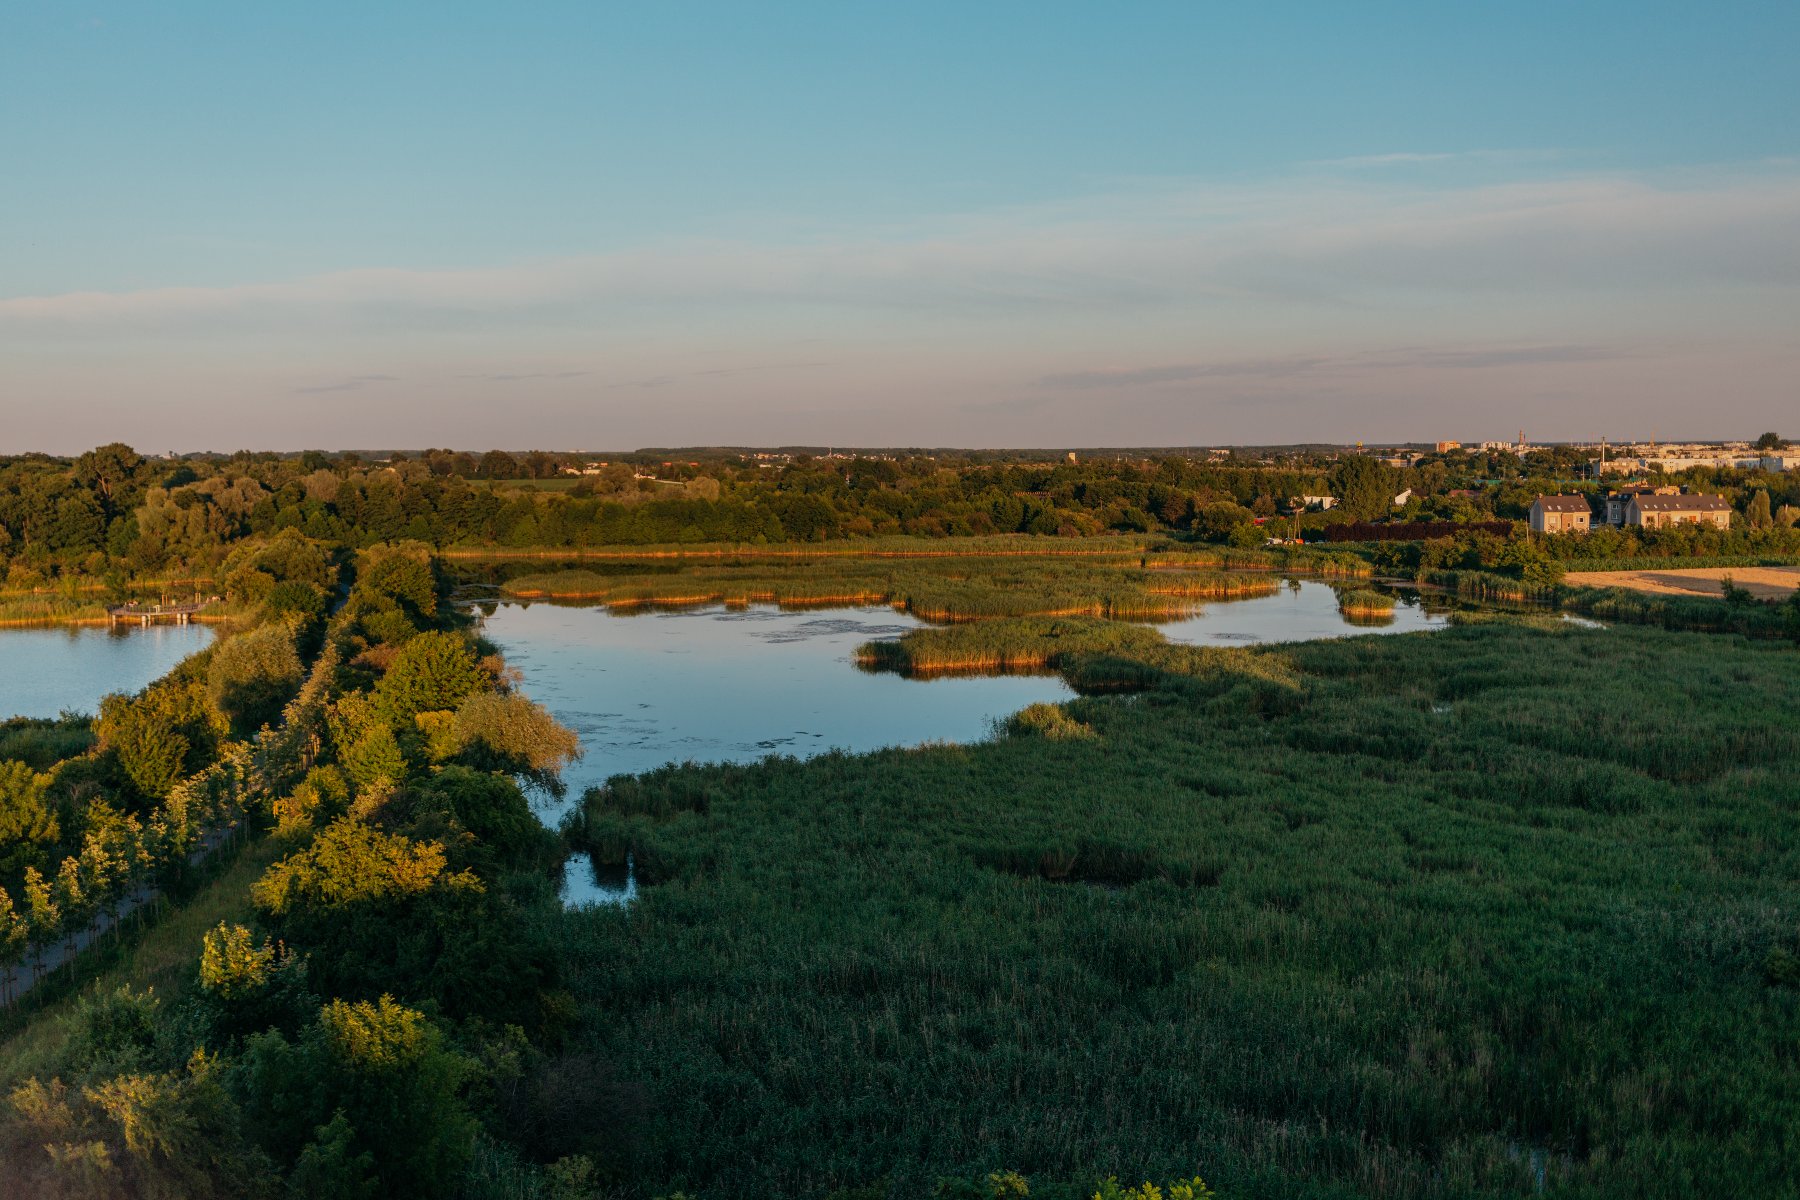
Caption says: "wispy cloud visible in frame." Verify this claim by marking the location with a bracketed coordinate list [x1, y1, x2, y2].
[457, 370, 592, 382]
[600, 360, 833, 391]
[6, 166, 1799, 338]
[1315, 149, 1563, 169]
[5, 162, 1798, 450]
[1036, 344, 1628, 390]
[295, 374, 398, 394]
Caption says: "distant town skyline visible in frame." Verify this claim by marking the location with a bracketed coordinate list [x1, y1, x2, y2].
[4, 2, 1797, 453]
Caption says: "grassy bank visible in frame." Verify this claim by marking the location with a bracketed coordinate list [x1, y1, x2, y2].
[447, 534, 1166, 561]
[499, 557, 1286, 623]
[0, 595, 112, 627]
[561, 618, 1800, 1199]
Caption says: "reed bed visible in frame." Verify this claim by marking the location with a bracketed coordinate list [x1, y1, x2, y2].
[0, 595, 111, 627]
[855, 617, 1170, 676]
[1141, 572, 1283, 600]
[1422, 568, 1561, 605]
[1336, 588, 1396, 616]
[498, 558, 1295, 625]
[445, 534, 1163, 562]
[1142, 547, 1373, 578]
[557, 619, 1800, 1198]
[1560, 585, 1799, 638]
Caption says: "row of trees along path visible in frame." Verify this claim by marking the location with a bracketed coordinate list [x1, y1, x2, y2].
[0, 642, 339, 1007]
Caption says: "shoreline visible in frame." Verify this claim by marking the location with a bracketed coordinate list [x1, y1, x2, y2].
[0, 612, 234, 632]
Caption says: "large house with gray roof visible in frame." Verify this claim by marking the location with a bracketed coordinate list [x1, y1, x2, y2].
[1529, 495, 1592, 534]
[1623, 493, 1732, 530]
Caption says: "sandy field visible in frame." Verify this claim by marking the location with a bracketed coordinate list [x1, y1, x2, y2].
[1565, 565, 1800, 600]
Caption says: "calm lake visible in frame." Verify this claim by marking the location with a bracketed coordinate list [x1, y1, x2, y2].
[0, 623, 215, 720]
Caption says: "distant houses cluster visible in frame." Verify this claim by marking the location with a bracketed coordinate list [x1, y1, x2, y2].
[1530, 488, 1732, 534]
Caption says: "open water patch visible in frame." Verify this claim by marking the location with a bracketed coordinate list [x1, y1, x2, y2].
[1159, 579, 1445, 646]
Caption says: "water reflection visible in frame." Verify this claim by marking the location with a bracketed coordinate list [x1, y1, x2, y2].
[559, 851, 636, 908]
[1158, 579, 1445, 645]
[478, 602, 1076, 827]
[0, 623, 216, 720]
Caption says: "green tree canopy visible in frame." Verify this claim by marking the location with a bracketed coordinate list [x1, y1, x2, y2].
[238, 997, 474, 1200]
[0, 761, 59, 879]
[373, 632, 486, 725]
[208, 621, 304, 733]
[96, 682, 224, 803]
[251, 818, 478, 917]
[1329, 454, 1401, 522]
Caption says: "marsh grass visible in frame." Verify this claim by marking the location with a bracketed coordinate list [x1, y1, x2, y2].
[498, 558, 1295, 626]
[0, 595, 111, 627]
[1142, 547, 1372, 578]
[449, 534, 1169, 562]
[1336, 589, 1397, 618]
[556, 618, 1800, 1199]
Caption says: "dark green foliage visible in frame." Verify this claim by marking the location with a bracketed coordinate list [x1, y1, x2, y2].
[208, 621, 305, 733]
[0, 760, 59, 880]
[557, 620, 1800, 1199]
[0, 714, 94, 770]
[95, 679, 226, 803]
[285, 1110, 379, 1200]
[373, 630, 486, 723]
[410, 766, 559, 872]
[238, 996, 476, 1200]
[358, 553, 438, 620]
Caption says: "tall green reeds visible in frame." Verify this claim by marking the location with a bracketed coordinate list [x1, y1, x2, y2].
[553, 617, 1800, 1199]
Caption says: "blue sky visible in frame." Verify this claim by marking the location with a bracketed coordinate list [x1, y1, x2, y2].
[3, 1, 1797, 451]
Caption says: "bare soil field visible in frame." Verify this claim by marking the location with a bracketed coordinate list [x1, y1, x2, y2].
[1565, 565, 1800, 600]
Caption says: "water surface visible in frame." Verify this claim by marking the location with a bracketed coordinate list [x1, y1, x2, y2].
[480, 601, 1076, 825]
[1159, 579, 1445, 645]
[0, 623, 215, 719]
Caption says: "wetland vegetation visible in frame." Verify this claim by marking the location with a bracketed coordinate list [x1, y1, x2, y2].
[560, 614, 1800, 1199]
[3, 441, 1799, 1198]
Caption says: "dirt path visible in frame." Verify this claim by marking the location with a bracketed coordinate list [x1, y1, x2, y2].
[1565, 566, 1800, 600]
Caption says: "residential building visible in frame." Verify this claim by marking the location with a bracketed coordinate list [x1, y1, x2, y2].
[1530, 495, 1592, 534]
[1623, 493, 1732, 529]
[1603, 486, 1676, 525]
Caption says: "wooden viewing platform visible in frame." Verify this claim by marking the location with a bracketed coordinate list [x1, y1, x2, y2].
[107, 599, 214, 627]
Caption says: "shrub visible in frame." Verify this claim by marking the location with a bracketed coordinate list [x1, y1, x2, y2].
[208, 620, 304, 733]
